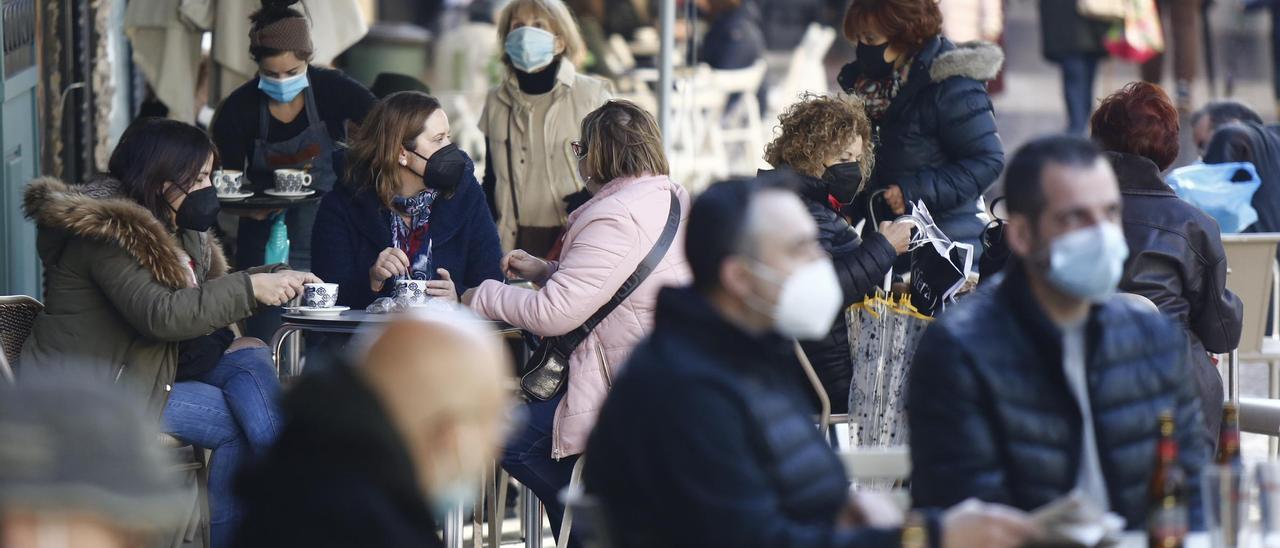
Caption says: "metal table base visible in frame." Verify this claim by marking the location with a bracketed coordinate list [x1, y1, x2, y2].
[267, 311, 530, 547]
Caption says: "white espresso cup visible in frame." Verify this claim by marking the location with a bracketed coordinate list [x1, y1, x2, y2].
[302, 282, 339, 308]
[274, 169, 313, 193]
[213, 170, 243, 195]
[393, 279, 430, 306]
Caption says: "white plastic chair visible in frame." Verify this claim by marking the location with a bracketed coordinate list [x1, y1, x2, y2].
[707, 60, 769, 176]
[765, 24, 836, 128]
[1222, 234, 1280, 454]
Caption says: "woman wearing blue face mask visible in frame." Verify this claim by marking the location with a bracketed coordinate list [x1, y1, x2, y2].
[210, 0, 375, 337]
[479, 0, 613, 258]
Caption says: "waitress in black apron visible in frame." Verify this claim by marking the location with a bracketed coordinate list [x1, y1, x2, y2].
[210, 0, 375, 337]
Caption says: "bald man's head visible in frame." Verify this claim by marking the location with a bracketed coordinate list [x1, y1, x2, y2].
[356, 309, 514, 507]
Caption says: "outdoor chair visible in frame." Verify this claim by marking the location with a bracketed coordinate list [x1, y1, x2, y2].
[764, 24, 836, 127]
[0, 294, 42, 368]
[1222, 234, 1280, 454]
[0, 294, 211, 546]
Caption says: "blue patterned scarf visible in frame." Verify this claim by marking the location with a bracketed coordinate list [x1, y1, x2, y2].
[390, 189, 439, 280]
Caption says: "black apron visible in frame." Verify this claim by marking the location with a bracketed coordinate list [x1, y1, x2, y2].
[237, 77, 340, 340]
[237, 76, 339, 273]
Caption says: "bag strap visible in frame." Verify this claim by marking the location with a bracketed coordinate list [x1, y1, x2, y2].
[505, 112, 522, 223]
[556, 189, 681, 353]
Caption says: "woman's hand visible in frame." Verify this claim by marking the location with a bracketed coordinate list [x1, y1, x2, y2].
[250, 271, 322, 307]
[370, 247, 410, 292]
[884, 185, 907, 215]
[426, 269, 458, 302]
[501, 249, 552, 286]
[460, 287, 478, 306]
[941, 499, 1037, 548]
[878, 220, 914, 255]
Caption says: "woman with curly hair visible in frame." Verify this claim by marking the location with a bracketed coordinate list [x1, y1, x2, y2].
[762, 93, 912, 413]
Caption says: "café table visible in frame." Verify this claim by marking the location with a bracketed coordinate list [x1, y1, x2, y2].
[270, 309, 522, 377]
[269, 308, 537, 548]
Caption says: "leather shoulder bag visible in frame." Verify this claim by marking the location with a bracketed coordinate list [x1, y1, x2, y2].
[520, 189, 681, 401]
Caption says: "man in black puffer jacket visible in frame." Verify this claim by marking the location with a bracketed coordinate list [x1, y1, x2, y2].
[585, 177, 1036, 548]
[909, 136, 1210, 530]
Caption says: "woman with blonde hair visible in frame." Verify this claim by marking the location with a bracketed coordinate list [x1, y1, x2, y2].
[479, 0, 613, 258]
[762, 93, 912, 413]
[311, 91, 503, 309]
[464, 100, 691, 546]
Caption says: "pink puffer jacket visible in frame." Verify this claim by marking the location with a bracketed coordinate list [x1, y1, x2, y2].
[470, 174, 691, 458]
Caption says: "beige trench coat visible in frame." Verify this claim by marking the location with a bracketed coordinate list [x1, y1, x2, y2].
[478, 61, 612, 252]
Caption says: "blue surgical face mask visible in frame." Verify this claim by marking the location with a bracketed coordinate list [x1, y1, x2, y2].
[258, 69, 309, 103]
[1045, 222, 1129, 301]
[505, 26, 558, 73]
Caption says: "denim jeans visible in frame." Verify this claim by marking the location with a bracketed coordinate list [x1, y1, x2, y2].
[163, 347, 283, 548]
[1059, 54, 1102, 135]
[502, 392, 580, 548]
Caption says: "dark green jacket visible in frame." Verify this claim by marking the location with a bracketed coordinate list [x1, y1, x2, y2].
[20, 177, 273, 414]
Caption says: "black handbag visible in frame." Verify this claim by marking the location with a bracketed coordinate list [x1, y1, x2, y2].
[520, 189, 681, 401]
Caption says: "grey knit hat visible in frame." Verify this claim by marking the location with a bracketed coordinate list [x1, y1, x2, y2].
[0, 369, 189, 530]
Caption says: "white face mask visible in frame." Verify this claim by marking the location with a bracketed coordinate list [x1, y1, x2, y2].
[1045, 222, 1129, 301]
[747, 257, 843, 340]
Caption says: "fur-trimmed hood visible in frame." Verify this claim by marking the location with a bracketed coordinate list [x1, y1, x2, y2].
[928, 40, 1004, 83]
[838, 37, 1004, 91]
[22, 177, 228, 289]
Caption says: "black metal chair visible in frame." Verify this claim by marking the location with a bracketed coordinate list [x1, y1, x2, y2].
[0, 294, 211, 546]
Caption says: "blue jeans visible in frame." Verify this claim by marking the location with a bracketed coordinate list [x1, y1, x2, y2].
[163, 347, 283, 548]
[502, 392, 580, 548]
[1059, 54, 1102, 135]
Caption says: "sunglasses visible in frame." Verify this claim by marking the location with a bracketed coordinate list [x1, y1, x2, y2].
[571, 140, 588, 160]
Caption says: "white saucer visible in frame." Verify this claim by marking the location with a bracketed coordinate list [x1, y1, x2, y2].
[284, 305, 349, 317]
[264, 189, 316, 198]
[217, 191, 254, 201]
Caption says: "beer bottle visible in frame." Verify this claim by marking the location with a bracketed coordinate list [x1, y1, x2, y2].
[1215, 403, 1243, 547]
[1148, 412, 1188, 548]
[1217, 403, 1242, 466]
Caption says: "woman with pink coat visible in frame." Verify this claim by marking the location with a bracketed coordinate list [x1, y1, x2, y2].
[463, 100, 691, 546]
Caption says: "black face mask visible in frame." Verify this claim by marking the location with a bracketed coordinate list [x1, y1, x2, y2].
[856, 42, 894, 80]
[172, 186, 221, 232]
[822, 161, 863, 204]
[410, 143, 467, 192]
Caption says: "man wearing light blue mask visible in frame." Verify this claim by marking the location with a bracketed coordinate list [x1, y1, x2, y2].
[907, 135, 1212, 532]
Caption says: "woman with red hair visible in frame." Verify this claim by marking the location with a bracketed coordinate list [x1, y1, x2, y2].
[837, 0, 1005, 257]
[1091, 81, 1242, 443]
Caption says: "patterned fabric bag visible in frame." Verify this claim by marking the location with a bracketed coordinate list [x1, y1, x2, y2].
[847, 294, 932, 450]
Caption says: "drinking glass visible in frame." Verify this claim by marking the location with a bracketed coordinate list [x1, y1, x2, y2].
[1205, 464, 1251, 548]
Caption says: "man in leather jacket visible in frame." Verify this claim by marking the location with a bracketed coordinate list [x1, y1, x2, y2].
[908, 136, 1211, 530]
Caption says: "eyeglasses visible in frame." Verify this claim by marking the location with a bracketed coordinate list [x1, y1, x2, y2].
[570, 140, 588, 160]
